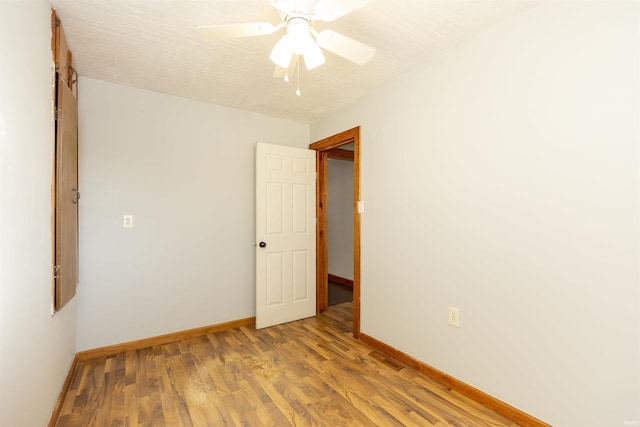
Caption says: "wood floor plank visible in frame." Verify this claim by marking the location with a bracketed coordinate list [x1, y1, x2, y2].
[55, 303, 520, 427]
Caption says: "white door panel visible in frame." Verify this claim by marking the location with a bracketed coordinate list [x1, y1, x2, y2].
[256, 143, 316, 329]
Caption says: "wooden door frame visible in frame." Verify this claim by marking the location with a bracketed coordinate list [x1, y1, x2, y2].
[309, 126, 361, 337]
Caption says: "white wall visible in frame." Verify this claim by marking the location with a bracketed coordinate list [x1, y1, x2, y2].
[0, 1, 77, 426]
[77, 78, 309, 350]
[311, 2, 639, 426]
[328, 159, 354, 280]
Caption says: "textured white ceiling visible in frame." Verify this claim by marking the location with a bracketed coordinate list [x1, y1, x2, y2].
[50, 0, 540, 123]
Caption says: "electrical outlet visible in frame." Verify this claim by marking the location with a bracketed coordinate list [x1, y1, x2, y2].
[448, 306, 460, 327]
[123, 215, 134, 228]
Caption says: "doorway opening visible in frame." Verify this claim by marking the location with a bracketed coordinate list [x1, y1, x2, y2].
[327, 148, 354, 307]
[310, 127, 361, 337]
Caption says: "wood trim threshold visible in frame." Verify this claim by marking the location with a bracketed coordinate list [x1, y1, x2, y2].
[359, 333, 551, 427]
[76, 316, 255, 361]
[47, 354, 78, 427]
[328, 273, 353, 288]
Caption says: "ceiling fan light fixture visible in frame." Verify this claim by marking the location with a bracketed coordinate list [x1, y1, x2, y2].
[287, 18, 314, 55]
[303, 42, 325, 70]
[269, 35, 293, 68]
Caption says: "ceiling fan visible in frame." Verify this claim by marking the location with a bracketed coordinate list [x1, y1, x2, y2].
[197, 0, 377, 75]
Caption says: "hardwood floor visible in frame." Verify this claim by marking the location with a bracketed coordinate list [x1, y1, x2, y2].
[55, 303, 519, 426]
[328, 281, 353, 306]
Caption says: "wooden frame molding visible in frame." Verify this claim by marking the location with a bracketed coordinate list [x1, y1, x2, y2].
[47, 355, 78, 427]
[310, 126, 361, 337]
[328, 273, 353, 288]
[76, 317, 255, 361]
[326, 148, 355, 161]
[359, 333, 551, 427]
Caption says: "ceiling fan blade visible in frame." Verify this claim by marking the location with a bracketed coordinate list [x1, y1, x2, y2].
[197, 22, 277, 41]
[314, 0, 375, 22]
[316, 30, 376, 65]
[268, 0, 296, 15]
[273, 54, 298, 78]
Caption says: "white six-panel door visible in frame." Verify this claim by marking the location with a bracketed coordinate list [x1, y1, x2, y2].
[256, 143, 316, 329]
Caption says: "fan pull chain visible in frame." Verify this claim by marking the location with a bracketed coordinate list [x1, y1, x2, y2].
[296, 55, 301, 96]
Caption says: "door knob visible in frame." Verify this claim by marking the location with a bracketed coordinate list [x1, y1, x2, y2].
[259, 242, 267, 248]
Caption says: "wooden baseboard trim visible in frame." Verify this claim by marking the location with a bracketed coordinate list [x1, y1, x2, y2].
[328, 273, 353, 288]
[77, 316, 256, 361]
[359, 333, 550, 427]
[48, 354, 78, 427]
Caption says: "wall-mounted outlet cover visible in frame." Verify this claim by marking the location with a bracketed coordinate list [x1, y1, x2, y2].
[123, 215, 134, 228]
[448, 306, 460, 327]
